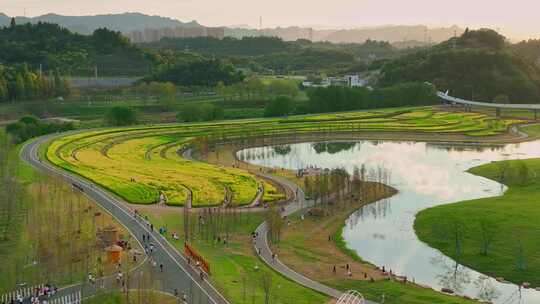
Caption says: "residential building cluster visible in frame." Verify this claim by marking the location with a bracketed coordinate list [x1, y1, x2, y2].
[125, 26, 225, 43]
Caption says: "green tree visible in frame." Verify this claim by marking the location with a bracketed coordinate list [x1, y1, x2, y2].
[245, 76, 265, 99]
[105, 106, 138, 126]
[157, 82, 177, 110]
[177, 104, 202, 122]
[264, 96, 292, 117]
[14, 73, 26, 100]
[200, 104, 224, 121]
[479, 218, 497, 256]
[267, 79, 299, 98]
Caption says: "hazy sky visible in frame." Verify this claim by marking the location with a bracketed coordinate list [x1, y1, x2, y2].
[3, 0, 540, 39]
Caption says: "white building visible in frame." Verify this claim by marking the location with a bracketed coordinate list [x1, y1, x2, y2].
[344, 75, 366, 87]
[303, 75, 365, 88]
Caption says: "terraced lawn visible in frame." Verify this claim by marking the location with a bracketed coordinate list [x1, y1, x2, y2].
[46, 107, 521, 208]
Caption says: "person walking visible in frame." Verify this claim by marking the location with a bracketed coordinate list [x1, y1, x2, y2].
[160, 263, 164, 273]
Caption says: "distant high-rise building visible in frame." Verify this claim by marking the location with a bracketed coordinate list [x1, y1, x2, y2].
[175, 26, 185, 38]
[163, 27, 175, 39]
[207, 27, 225, 39]
[144, 28, 160, 42]
[184, 27, 206, 38]
[130, 30, 144, 43]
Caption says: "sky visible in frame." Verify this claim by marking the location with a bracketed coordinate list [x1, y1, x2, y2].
[2, 0, 540, 39]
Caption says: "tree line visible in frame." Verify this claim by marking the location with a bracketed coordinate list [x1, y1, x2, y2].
[0, 64, 70, 102]
[145, 58, 245, 87]
[6, 116, 75, 143]
[304, 82, 437, 114]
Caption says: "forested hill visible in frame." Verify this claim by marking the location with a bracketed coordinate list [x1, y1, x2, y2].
[0, 22, 151, 76]
[145, 36, 398, 74]
[378, 29, 540, 104]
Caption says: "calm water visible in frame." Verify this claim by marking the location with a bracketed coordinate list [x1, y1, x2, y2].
[238, 140, 540, 303]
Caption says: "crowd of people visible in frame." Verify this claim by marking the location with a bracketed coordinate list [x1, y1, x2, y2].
[1, 284, 58, 304]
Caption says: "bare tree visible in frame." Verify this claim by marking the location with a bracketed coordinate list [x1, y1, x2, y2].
[479, 218, 497, 256]
[260, 271, 273, 304]
[450, 218, 466, 260]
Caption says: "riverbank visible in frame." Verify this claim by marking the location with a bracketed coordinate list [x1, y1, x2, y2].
[203, 142, 478, 304]
[415, 156, 540, 288]
[269, 185, 477, 304]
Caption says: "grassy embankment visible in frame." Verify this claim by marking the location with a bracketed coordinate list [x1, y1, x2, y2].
[45, 107, 521, 209]
[415, 157, 540, 287]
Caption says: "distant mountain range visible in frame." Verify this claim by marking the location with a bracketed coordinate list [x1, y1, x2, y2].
[0, 12, 202, 35]
[226, 25, 464, 46]
[0, 12, 463, 44]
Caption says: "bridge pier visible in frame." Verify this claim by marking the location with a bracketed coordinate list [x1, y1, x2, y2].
[496, 108, 501, 118]
[535, 109, 538, 121]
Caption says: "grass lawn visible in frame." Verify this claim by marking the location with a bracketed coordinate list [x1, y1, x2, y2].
[521, 124, 540, 139]
[415, 157, 540, 287]
[143, 209, 329, 304]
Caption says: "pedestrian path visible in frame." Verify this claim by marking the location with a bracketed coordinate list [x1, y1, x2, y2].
[253, 173, 374, 304]
[46, 291, 82, 304]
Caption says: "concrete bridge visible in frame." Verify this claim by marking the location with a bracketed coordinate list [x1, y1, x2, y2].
[437, 91, 540, 119]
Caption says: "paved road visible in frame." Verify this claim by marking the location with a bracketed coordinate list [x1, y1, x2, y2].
[253, 173, 376, 304]
[20, 134, 229, 304]
[438, 91, 540, 110]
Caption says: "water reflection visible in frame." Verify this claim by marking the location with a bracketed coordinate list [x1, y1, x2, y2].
[239, 139, 540, 303]
[475, 275, 502, 302]
[350, 198, 392, 221]
[431, 255, 472, 295]
[312, 142, 358, 154]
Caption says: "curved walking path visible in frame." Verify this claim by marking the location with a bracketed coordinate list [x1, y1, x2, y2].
[21, 134, 229, 304]
[252, 173, 377, 304]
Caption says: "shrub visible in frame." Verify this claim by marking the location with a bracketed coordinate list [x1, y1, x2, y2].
[264, 96, 292, 117]
[105, 106, 137, 126]
[5, 117, 74, 143]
